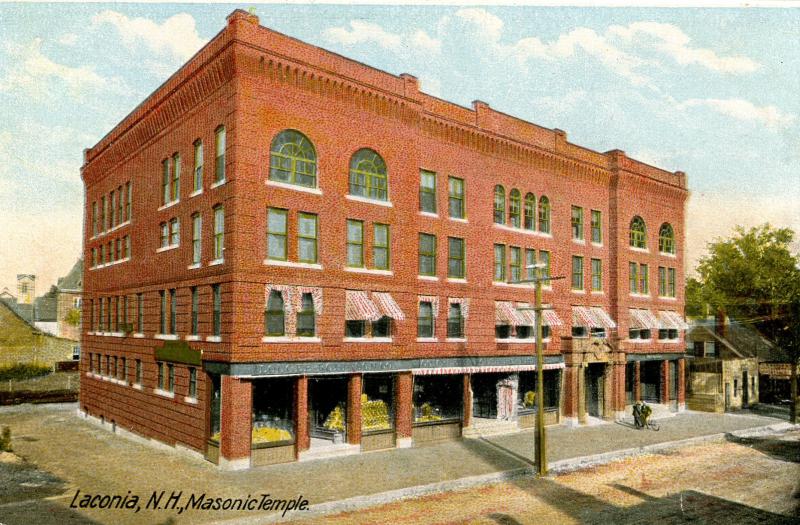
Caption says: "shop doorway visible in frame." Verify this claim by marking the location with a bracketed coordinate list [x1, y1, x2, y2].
[640, 361, 662, 403]
[308, 376, 348, 445]
[472, 374, 501, 419]
[585, 363, 605, 418]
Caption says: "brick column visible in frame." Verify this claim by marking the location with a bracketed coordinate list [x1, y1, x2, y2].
[347, 373, 362, 445]
[295, 376, 309, 454]
[661, 360, 670, 404]
[633, 361, 641, 402]
[562, 365, 579, 426]
[462, 374, 472, 428]
[395, 372, 413, 447]
[678, 358, 686, 410]
[615, 362, 626, 418]
[577, 365, 587, 424]
[219, 375, 251, 470]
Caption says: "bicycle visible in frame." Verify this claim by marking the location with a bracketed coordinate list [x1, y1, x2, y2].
[632, 402, 660, 431]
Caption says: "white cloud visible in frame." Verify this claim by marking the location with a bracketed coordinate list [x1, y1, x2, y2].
[324, 20, 440, 55]
[58, 33, 78, 46]
[609, 22, 759, 74]
[92, 10, 206, 63]
[679, 98, 795, 129]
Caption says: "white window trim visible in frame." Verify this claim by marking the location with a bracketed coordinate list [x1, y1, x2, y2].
[572, 238, 586, 245]
[659, 251, 677, 258]
[210, 179, 226, 189]
[445, 337, 467, 343]
[345, 267, 392, 276]
[626, 338, 653, 344]
[189, 189, 203, 198]
[154, 388, 176, 399]
[658, 338, 682, 344]
[492, 223, 538, 236]
[343, 337, 393, 343]
[109, 220, 131, 233]
[629, 246, 649, 254]
[266, 179, 323, 195]
[208, 258, 224, 266]
[495, 338, 536, 344]
[187, 262, 201, 270]
[264, 259, 323, 270]
[416, 337, 438, 343]
[591, 290, 605, 295]
[158, 200, 179, 211]
[132, 333, 145, 339]
[494, 282, 534, 289]
[184, 396, 199, 405]
[571, 289, 586, 294]
[591, 242, 604, 248]
[156, 244, 179, 253]
[262, 336, 322, 343]
[418, 275, 439, 281]
[154, 334, 179, 340]
[345, 194, 393, 207]
[629, 292, 652, 298]
[449, 217, 468, 224]
[419, 211, 438, 218]
[658, 295, 678, 301]
[206, 335, 222, 342]
[447, 278, 468, 284]
[185, 335, 201, 341]
[133, 383, 143, 391]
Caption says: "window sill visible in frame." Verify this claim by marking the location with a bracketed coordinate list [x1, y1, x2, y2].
[626, 339, 653, 344]
[264, 259, 322, 270]
[447, 278, 467, 284]
[446, 338, 467, 343]
[591, 242, 603, 248]
[266, 179, 322, 195]
[210, 179, 226, 189]
[571, 289, 586, 294]
[345, 267, 392, 276]
[208, 258, 224, 266]
[132, 383, 143, 391]
[158, 200, 179, 211]
[154, 389, 175, 399]
[156, 244, 179, 253]
[206, 335, 222, 342]
[658, 338, 681, 344]
[591, 290, 605, 295]
[629, 246, 649, 254]
[495, 338, 536, 344]
[184, 396, 199, 405]
[659, 252, 677, 258]
[187, 262, 201, 270]
[572, 238, 586, 245]
[90, 257, 131, 270]
[262, 336, 321, 343]
[416, 337, 438, 343]
[419, 211, 438, 218]
[189, 189, 203, 198]
[346, 194, 392, 207]
[154, 334, 179, 340]
[493, 223, 538, 236]
[108, 220, 131, 233]
[658, 296, 677, 301]
[629, 293, 651, 299]
[418, 275, 438, 281]
[343, 337, 392, 343]
[108, 332, 125, 338]
[494, 281, 533, 288]
[449, 217, 468, 224]
[132, 333, 145, 338]
[185, 335, 201, 341]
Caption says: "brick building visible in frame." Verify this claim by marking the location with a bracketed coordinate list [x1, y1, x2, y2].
[80, 10, 688, 469]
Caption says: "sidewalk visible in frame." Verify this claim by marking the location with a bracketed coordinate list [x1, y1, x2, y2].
[0, 404, 794, 525]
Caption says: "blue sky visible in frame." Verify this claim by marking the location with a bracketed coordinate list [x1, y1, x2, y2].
[1, 3, 798, 293]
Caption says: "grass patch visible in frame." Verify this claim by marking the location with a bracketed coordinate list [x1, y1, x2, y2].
[0, 426, 11, 452]
[0, 363, 52, 382]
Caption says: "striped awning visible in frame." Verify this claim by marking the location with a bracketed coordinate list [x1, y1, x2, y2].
[542, 308, 564, 327]
[629, 309, 660, 330]
[516, 303, 537, 325]
[413, 363, 566, 375]
[495, 301, 526, 325]
[573, 306, 617, 329]
[373, 292, 405, 320]
[345, 290, 382, 321]
[591, 307, 617, 329]
[658, 310, 689, 330]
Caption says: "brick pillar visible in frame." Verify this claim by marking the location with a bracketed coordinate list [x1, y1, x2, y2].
[462, 374, 472, 428]
[562, 365, 579, 426]
[347, 373, 362, 445]
[295, 376, 309, 454]
[395, 372, 413, 447]
[678, 358, 686, 410]
[661, 360, 670, 404]
[615, 362, 626, 416]
[219, 375, 251, 470]
[633, 361, 641, 402]
[577, 365, 587, 424]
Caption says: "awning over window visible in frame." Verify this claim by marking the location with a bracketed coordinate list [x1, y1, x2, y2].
[629, 309, 660, 330]
[372, 292, 405, 320]
[495, 301, 527, 325]
[658, 310, 689, 330]
[572, 306, 617, 329]
[515, 303, 537, 325]
[345, 290, 382, 322]
[542, 308, 564, 327]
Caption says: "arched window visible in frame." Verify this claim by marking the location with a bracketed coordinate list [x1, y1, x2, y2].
[538, 196, 551, 234]
[265, 291, 285, 336]
[349, 149, 387, 201]
[493, 185, 505, 224]
[659, 223, 675, 254]
[524, 193, 535, 230]
[296, 293, 315, 337]
[269, 130, 317, 188]
[509, 189, 521, 228]
[630, 216, 647, 249]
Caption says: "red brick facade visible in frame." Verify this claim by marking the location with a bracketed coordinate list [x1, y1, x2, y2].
[80, 10, 687, 468]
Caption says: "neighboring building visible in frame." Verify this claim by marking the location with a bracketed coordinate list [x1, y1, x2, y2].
[685, 315, 763, 412]
[0, 287, 15, 301]
[56, 259, 83, 341]
[80, 11, 688, 469]
[0, 301, 74, 367]
[33, 286, 59, 336]
[17, 274, 35, 304]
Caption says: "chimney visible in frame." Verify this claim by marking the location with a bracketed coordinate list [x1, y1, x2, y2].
[715, 310, 727, 339]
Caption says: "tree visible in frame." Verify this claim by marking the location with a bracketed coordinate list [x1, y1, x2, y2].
[692, 224, 800, 422]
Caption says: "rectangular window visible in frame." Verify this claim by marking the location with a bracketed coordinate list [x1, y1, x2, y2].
[539, 250, 551, 281]
[167, 364, 175, 393]
[120, 236, 127, 259]
[658, 266, 667, 296]
[448, 176, 465, 219]
[123, 295, 129, 326]
[591, 258, 602, 291]
[120, 357, 126, 381]
[169, 289, 177, 335]
[89, 299, 94, 332]
[117, 185, 123, 225]
[212, 284, 221, 336]
[91, 248, 97, 267]
[571, 206, 583, 240]
[418, 233, 436, 276]
[297, 293, 316, 337]
[214, 126, 226, 183]
[509, 246, 521, 283]
[494, 244, 505, 282]
[347, 219, 364, 267]
[525, 249, 536, 281]
[115, 238, 121, 261]
[192, 214, 202, 264]
[126, 236, 131, 259]
[193, 140, 203, 192]
[373, 223, 389, 270]
[110, 190, 117, 228]
[113, 296, 119, 331]
[639, 264, 649, 295]
[100, 196, 106, 232]
[159, 290, 166, 334]
[419, 170, 436, 213]
[92, 201, 98, 236]
[668, 268, 676, 298]
[266, 208, 288, 261]
[448, 237, 465, 279]
[135, 359, 142, 385]
[157, 362, 164, 390]
[169, 217, 180, 246]
[213, 206, 224, 260]
[190, 287, 198, 335]
[591, 210, 602, 244]
[162, 158, 170, 205]
[297, 212, 318, 263]
[447, 303, 464, 339]
[160, 222, 169, 248]
[136, 293, 143, 333]
[171, 153, 181, 202]
[629, 262, 638, 294]
[189, 367, 197, 398]
[112, 356, 118, 378]
[572, 256, 584, 290]
[125, 182, 131, 222]
[418, 301, 434, 338]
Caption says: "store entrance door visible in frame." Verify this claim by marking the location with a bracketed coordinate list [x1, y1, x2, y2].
[585, 363, 605, 418]
[308, 376, 348, 444]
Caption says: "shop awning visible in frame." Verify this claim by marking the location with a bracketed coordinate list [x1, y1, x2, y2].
[572, 306, 617, 329]
[542, 308, 564, 327]
[629, 309, 660, 330]
[515, 303, 537, 325]
[495, 301, 527, 325]
[591, 307, 617, 329]
[658, 310, 689, 330]
[413, 363, 566, 375]
[372, 292, 405, 320]
[345, 290, 382, 321]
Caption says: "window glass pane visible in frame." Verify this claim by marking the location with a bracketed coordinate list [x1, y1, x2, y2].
[494, 244, 505, 281]
[420, 170, 436, 213]
[347, 220, 363, 267]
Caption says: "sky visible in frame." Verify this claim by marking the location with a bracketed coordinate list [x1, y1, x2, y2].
[0, 3, 798, 294]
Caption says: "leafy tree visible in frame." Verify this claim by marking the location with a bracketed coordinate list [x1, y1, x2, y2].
[692, 224, 800, 422]
[64, 308, 81, 327]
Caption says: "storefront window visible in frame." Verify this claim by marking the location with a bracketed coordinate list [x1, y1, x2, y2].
[209, 374, 221, 442]
[518, 370, 560, 411]
[252, 378, 294, 445]
[362, 375, 394, 432]
[413, 375, 462, 423]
